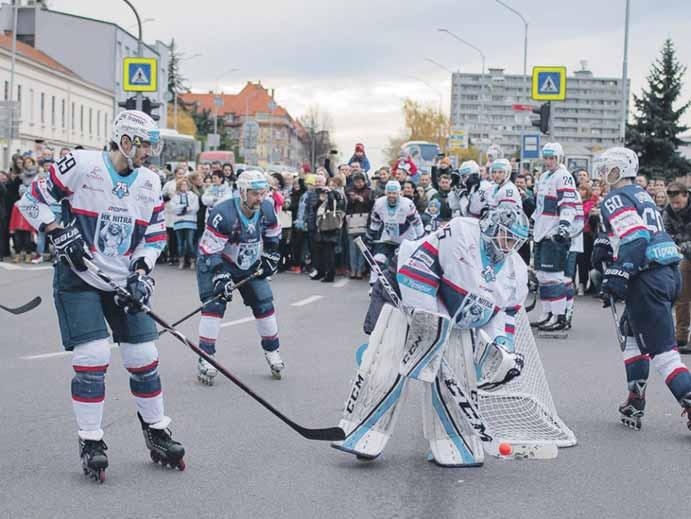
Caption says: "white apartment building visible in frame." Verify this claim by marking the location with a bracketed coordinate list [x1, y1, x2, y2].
[0, 32, 113, 164]
[450, 63, 628, 162]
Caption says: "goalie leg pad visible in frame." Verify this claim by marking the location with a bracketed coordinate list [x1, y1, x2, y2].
[333, 304, 410, 459]
[473, 329, 525, 391]
[423, 360, 486, 467]
[399, 308, 452, 383]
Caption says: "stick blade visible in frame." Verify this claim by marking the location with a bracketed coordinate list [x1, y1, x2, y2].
[0, 296, 42, 315]
[297, 426, 346, 442]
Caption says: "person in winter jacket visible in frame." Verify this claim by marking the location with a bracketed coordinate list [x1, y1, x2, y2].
[202, 171, 232, 209]
[348, 143, 371, 173]
[170, 177, 200, 269]
[421, 198, 442, 234]
[662, 182, 691, 353]
[345, 172, 372, 278]
[311, 183, 346, 283]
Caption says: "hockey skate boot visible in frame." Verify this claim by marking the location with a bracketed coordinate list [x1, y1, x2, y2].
[530, 312, 552, 328]
[196, 356, 218, 386]
[138, 413, 186, 470]
[681, 393, 691, 432]
[564, 307, 574, 330]
[79, 438, 108, 483]
[537, 314, 569, 339]
[619, 385, 646, 431]
[265, 349, 285, 379]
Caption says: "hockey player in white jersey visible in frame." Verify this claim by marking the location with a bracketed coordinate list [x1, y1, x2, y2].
[16, 110, 185, 481]
[489, 159, 522, 209]
[459, 160, 493, 218]
[333, 204, 529, 466]
[530, 142, 582, 332]
[365, 180, 424, 283]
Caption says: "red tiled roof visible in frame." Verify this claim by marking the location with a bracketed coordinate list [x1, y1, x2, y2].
[181, 82, 292, 120]
[0, 32, 80, 79]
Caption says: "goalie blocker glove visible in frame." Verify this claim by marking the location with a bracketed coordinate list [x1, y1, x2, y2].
[49, 223, 91, 272]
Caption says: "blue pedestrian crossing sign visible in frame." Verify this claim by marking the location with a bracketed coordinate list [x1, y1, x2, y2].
[531, 66, 567, 101]
[123, 57, 158, 92]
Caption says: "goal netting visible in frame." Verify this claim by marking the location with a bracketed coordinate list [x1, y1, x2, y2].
[446, 308, 577, 448]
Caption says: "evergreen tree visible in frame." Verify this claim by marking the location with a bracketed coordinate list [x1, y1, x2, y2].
[167, 38, 189, 98]
[627, 38, 691, 179]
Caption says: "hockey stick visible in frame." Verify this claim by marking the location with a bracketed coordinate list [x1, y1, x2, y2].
[608, 296, 626, 352]
[157, 269, 263, 336]
[354, 237, 401, 308]
[0, 296, 42, 315]
[83, 259, 345, 442]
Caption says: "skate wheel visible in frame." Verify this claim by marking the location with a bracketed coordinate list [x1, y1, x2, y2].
[98, 469, 106, 483]
[177, 458, 186, 471]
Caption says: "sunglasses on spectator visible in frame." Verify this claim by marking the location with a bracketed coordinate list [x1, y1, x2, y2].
[666, 190, 687, 197]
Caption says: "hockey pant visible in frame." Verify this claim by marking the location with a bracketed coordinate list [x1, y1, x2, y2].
[71, 338, 167, 441]
[620, 266, 691, 405]
[333, 304, 484, 466]
[534, 239, 569, 316]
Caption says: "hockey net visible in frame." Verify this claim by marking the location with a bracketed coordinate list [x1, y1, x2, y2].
[446, 309, 577, 448]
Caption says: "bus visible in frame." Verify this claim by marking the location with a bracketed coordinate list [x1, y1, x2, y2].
[149, 128, 200, 171]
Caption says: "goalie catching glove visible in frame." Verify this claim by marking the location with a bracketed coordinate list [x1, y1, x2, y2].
[49, 223, 92, 272]
[474, 330, 525, 391]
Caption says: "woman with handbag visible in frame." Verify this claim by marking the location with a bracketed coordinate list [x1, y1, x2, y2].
[311, 184, 346, 282]
[345, 172, 372, 279]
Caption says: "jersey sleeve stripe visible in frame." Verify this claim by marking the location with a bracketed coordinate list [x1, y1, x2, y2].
[421, 241, 438, 256]
[49, 166, 73, 196]
[440, 276, 468, 295]
[71, 207, 99, 217]
[135, 219, 149, 227]
[620, 226, 649, 239]
[145, 232, 167, 243]
[398, 266, 439, 287]
[205, 224, 229, 239]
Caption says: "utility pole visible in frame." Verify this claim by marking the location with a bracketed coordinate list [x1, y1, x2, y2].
[122, 1, 143, 111]
[6, 0, 18, 168]
[621, 0, 631, 144]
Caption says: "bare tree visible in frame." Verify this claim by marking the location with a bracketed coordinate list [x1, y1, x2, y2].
[299, 104, 335, 169]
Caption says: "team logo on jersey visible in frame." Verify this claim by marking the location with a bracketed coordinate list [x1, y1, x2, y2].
[112, 181, 130, 199]
[481, 264, 496, 283]
[26, 204, 39, 219]
[454, 294, 496, 328]
[96, 212, 134, 256]
[235, 242, 261, 270]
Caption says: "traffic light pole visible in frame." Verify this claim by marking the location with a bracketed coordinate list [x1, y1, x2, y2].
[123, 0, 143, 112]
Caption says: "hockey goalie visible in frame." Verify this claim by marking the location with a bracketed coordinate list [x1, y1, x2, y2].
[332, 204, 530, 467]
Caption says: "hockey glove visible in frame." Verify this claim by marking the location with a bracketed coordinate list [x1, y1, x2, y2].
[601, 267, 629, 303]
[591, 234, 614, 270]
[212, 272, 235, 302]
[116, 272, 155, 313]
[260, 250, 280, 278]
[49, 223, 91, 272]
[552, 223, 571, 245]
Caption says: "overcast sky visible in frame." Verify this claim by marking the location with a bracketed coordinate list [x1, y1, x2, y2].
[50, 0, 691, 166]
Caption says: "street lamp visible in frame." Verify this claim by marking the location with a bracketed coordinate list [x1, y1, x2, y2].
[494, 0, 529, 172]
[173, 52, 203, 132]
[127, 17, 155, 30]
[425, 58, 454, 75]
[437, 28, 486, 145]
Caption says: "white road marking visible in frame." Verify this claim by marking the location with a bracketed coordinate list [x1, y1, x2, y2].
[290, 295, 323, 307]
[333, 279, 349, 288]
[0, 263, 53, 271]
[220, 316, 255, 328]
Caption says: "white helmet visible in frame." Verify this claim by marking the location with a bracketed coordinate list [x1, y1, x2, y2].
[112, 110, 162, 168]
[237, 170, 269, 207]
[487, 144, 503, 160]
[459, 160, 480, 176]
[490, 158, 512, 183]
[385, 180, 401, 193]
[542, 142, 564, 162]
[479, 203, 530, 262]
[595, 147, 639, 185]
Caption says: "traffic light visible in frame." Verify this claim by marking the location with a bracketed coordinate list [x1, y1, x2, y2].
[142, 97, 162, 121]
[531, 101, 551, 135]
[118, 96, 136, 110]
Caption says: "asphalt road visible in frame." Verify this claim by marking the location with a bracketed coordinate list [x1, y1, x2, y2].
[0, 262, 689, 519]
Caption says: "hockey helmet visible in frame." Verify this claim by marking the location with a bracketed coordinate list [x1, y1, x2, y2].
[458, 160, 481, 177]
[594, 147, 639, 185]
[541, 142, 564, 161]
[112, 110, 162, 168]
[490, 158, 512, 183]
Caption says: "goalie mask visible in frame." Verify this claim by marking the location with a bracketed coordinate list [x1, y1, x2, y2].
[594, 146, 639, 185]
[479, 203, 529, 262]
[112, 110, 162, 169]
[236, 170, 269, 212]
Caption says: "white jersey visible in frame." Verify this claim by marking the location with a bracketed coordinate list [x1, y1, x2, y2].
[489, 180, 522, 209]
[532, 165, 579, 242]
[467, 180, 493, 218]
[18, 150, 165, 291]
[368, 196, 424, 245]
[396, 217, 528, 347]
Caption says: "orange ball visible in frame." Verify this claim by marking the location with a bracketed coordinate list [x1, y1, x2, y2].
[498, 443, 513, 456]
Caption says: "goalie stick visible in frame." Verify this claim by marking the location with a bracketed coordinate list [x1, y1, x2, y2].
[355, 238, 556, 459]
[157, 268, 263, 336]
[83, 258, 345, 442]
[0, 296, 42, 315]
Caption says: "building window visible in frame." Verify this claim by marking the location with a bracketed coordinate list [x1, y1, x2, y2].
[61, 99, 65, 128]
[40, 93, 45, 124]
[80, 105, 84, 133]
[17, 85, 21, 111]
[104, 114, 108, 139]
[51, 96, 56, 127]
[3, 81, 7, 101]
[97, 111, 100, 137]
[29, 89, 34, 123]
[89, 108, 93, 135]
[71, 102, 75, 130]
